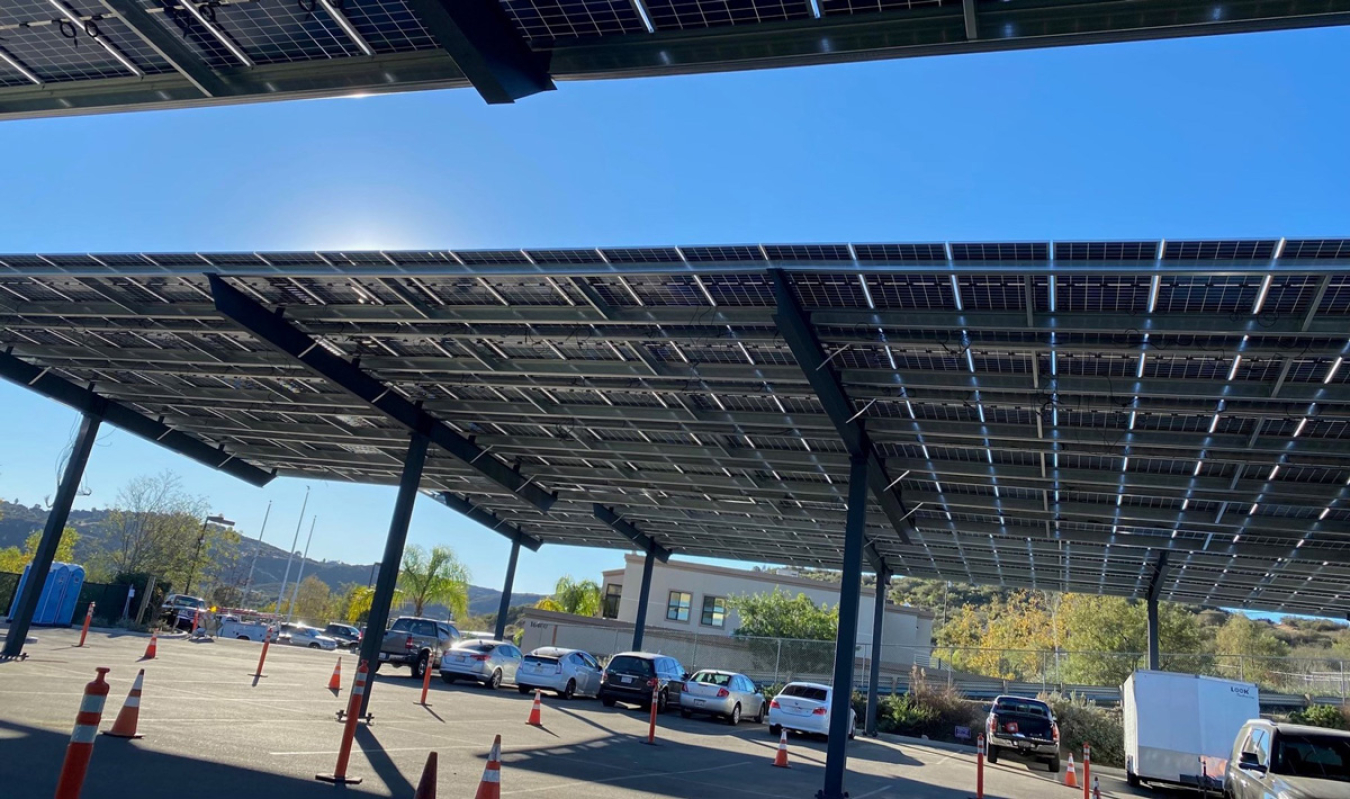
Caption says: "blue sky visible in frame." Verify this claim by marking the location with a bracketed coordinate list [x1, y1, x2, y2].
[1, 27, 1348, 597]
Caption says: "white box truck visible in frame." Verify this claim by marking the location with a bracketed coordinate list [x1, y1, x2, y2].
[1123, 670, 1260, 791]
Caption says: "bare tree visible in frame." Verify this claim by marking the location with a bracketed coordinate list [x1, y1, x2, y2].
[94, 471, 209, 590]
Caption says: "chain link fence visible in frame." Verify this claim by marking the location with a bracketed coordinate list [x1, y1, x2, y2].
[0, 571, 19, 617]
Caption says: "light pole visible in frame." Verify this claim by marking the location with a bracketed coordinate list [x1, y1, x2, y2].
[241, 500, 273, 608]
[184, 513, 234, 595]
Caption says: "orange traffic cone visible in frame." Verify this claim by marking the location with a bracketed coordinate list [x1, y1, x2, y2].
[772, 728, 790, 768]
[142, 632, 157, 660]
[105, 669, 145, 739]
[1065, 753, 1078, 788]
[328, 657, 342, 691]
[474, 735, 501, 799]
[414, 752, 437, 799]
[525, 690, 543, 727]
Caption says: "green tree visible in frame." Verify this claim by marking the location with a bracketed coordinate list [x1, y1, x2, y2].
[729, 588, 838, 640]
[935, 591, 1058, 680]
[0, 528, 81, 573]
[290, 575, 337, 622]
[90, 471, 211, 589]
[1058, 595, 1207, 685]
[1215, 615, 1290, 684]
[397, 544, 470, 619]
[535, 575, 601, 617]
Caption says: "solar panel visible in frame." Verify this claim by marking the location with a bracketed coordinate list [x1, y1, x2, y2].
[0, 16, 160, 82]
[341, 0, 439, 54]
[642, 0, 813, 31]
[499, 0, 648, 42]
[1054, 241, 1159, 261]
[208, 0, 364, 64]
[523, 249, 604, 265]
[1162, 240, 1278, 261]
[453, 250, 532, 265]
[678, 245, 764, 263]
[820, 0, 949, 15]
[950, 242, 1049, 262]
[1283, 239, 1350, 260]
[762, 244, 852, 262]
[852, 243, 946, 262]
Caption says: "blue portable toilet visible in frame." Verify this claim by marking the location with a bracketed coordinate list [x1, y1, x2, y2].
[7, 562, 85, 626]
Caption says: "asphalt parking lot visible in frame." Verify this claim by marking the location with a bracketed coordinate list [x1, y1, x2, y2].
[0, 626, 1153, 798]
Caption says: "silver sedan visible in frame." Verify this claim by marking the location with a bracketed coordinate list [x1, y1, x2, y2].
[517, 647, 604, 699]
[439, 639, 523, 690]
[679, 670, 766, 725]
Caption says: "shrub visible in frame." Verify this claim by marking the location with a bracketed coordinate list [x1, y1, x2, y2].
[1289, 704, 1350, 730]
[1040, 691, 1125, 767]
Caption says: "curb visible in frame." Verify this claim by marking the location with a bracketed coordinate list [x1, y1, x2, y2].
[873, 732, 1127, 778]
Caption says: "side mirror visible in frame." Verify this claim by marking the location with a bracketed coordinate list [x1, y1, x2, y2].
[683, 672, 691, 680]
[1238, 752, 1266, 772]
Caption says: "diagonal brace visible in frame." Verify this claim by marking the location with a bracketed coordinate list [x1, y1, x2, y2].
[594, 503, 672, 562]
[431, 491, 543, 551]
[209, 275, 556, 512]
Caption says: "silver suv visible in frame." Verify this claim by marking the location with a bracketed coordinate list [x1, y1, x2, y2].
[1225, 720, 1350, 798]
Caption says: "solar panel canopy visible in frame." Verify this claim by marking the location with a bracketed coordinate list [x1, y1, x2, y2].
[2, 0, 1348, 117]
[2, 239, 1350, 618]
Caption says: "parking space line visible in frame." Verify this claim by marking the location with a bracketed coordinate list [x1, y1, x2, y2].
[499, 761, 750, 795]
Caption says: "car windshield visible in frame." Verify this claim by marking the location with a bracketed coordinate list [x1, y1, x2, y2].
[994, 699, 1048, 717]
[781, 685, 828, 702]
[607, 656, 654, 677]
[692, 672, 731, 686]
[1274, 733, 1350, 782]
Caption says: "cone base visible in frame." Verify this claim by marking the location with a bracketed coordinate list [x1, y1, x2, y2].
[772, 763, 790, 769]
[103, 732, 144, 739]
[315, 773, 363, 785]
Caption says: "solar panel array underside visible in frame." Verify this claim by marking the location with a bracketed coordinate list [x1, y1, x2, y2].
[2, 239, 1350, 616]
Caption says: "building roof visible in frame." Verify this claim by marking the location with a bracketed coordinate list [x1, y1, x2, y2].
[2, 239, 1350, 616]
[2, 0, 1349, 119]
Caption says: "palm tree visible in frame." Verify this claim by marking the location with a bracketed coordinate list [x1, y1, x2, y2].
[535, 575, 601, 617]
[397, 545, 470, 619]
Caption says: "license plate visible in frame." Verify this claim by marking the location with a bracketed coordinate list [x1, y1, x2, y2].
[621, 675, 633, 684]
[1017, 742, 1032, 751]
[454, 655, 465, 662]
[378, 652, 389, 661]
[693, 699, 706, 706]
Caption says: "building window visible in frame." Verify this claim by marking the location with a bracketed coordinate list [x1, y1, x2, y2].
[601, 584, 622, 619]
[666, 591, 692, 622]
[701, 596, 726, 628]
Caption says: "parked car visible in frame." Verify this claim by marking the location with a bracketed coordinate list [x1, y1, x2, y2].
[1225, 720, 1350, 799]
[277, 623, 339, 650]
[440, 638, 523, 689]
[378, 617, 459, 679]
[767, 682, 855, 741]
[985, 695, 1061, 772]
[598, 652, 687, 713]
[680, 669, 766, 725]
[323, 623, 362, 650]
[517, 647, 603, 700]
[220, 618, 273, 642]
[161, 593, 208, 630]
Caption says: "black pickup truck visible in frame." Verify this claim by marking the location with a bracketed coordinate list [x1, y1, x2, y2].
[985, 695, 1061, 772]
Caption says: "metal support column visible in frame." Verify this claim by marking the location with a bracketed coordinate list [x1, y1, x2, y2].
[1146, 551, 1169, 671]
[358, 431, 429, 715]
[494, 538, 520, 641]
[632, 547, 656, 651]
[820, 454, 869, 799]
[3, 410, 101, 658]
[865, 568, 890, 737]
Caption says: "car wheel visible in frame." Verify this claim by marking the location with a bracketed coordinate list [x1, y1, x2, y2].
[237, 635, 250, 640]
[485, 669, 502, 690]
[441, 673, 456, 684]
[987, 745, 999, 764]
[753, 701, 765, 724]
[728, 704, 741, 726]
[411, 653, 427, 680]
[601, 696, 616, 708]
[657, 689, 668, 713]
[1047, 755, 1061, 773]
[769, 724, 781, 737]
[309, 643, 320, 649]
[561, 679, 575, 700]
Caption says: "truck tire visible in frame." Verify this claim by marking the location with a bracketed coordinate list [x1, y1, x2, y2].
[411, 652, 428, 680]
[987, 745, 999, 764]
[1046, 755, 1060, 773]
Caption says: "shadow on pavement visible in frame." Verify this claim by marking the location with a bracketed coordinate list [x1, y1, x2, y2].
[0, 719, 374, 799]
[353, 725, 414, 795]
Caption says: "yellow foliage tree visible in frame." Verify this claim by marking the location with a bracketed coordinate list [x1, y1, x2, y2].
[0, 529, 81, 573]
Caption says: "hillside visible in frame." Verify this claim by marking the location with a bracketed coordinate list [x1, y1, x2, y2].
[0, 500, 544, 614]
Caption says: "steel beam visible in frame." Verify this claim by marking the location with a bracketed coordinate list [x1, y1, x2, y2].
[865, 568, 889, 737]
[2, 411, 100, 658]
[821, 454, 868, 799]
[430, 491, 543, 551]
[402, 0, 552, 103]
[209, 275, 556, 511]
[593, 504, 671, 562]
[99, 0, 233, 97]
[359, 431, 429, 715]
[1147, 551, 1169, 670]
[632, 548, 656, 651]
[495, 538, 521, 640]
[0, 349, 273, 487]
[962, 0, 979, 39]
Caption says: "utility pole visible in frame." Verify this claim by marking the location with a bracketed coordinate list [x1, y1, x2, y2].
[275, 486, 310, 619]
[184, 513, 234, 595]
[242, 500, 273, 608]
[286, 516, 317, 622]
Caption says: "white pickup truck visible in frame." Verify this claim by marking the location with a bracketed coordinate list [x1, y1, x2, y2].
[219, 618, 273, 642]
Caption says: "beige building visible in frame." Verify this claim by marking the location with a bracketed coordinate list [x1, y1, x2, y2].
[599, 555, 933, 652]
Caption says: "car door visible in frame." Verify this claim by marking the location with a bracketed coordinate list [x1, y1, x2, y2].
[734, 675, 760, 716]
[1231, 727, 1270, 799]
[501, 645, 521, 682]
[582, 653, 603, 696]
